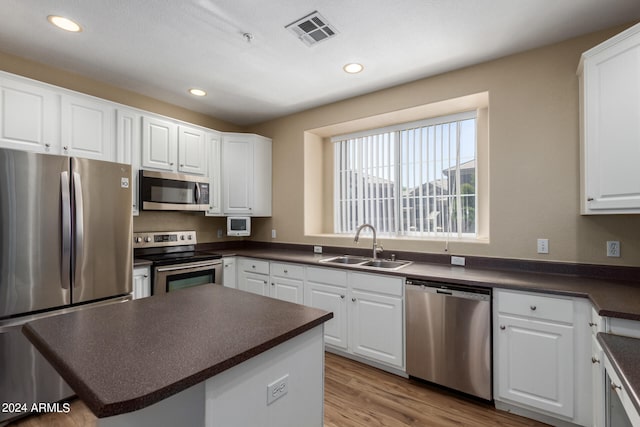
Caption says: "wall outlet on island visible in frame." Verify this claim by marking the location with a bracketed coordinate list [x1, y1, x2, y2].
[267, 374, 289, 405]
[314, 246, 323, 254]
[451, 256, 466, 266]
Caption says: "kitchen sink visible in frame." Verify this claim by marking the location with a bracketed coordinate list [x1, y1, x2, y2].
[360, 259, 412, 270]
[319, 255, 371, 265]
[318, 255, 411, 270]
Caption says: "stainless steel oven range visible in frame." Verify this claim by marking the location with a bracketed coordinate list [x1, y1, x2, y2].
[133, 231, 222, 295]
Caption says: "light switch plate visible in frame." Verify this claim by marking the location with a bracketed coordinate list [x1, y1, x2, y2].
[313, 246, 323, 254]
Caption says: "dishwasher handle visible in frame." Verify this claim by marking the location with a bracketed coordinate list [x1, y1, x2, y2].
[406, 279, 491, 301]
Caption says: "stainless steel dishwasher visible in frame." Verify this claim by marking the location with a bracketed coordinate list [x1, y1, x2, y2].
[405, 279, 492, 400]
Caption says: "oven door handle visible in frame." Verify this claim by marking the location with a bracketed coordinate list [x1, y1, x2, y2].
[155, 261, 221, 273]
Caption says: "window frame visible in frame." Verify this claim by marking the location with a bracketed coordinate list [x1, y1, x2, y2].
[332, 110, 478, 240]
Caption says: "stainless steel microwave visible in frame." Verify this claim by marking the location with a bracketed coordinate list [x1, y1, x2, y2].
[139, 170, 209, 211]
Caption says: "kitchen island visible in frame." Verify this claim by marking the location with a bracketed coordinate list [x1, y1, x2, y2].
[22, 285, 332, 427]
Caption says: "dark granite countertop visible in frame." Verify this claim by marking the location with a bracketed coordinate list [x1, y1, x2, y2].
[598, 333, 640, 416]
[22, 285, 332, 418]
[133, 258, 152, 267]
[216, 248, 640, 321]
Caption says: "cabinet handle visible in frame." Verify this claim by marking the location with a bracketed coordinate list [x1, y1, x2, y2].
[530, 305, 537, 311]
[351, 297, 356, 302]
[340, 295, 345, 299]
[180, 164, 184, 167]
[611, 383, 622, 391]
[252, 265, 256, 269]
[589, 321, 597, 327]
[500, 325, 506, 330]
[587, 197, 594, 202]
[591, 356, 600, 364]
[284, 270, 288, 274]
[263, 280, 267, 285]
[271, 282, 274, 286]
[63, 146, 69, 151]
[45, 143, 51, 148]
[143, 274, 148, 278]
[170, 162, 174, 166]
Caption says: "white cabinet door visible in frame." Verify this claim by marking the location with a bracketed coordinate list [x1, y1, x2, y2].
[580, 23, 640, 213]
[116, 108, 141, 215]
[206, 132, 222, 216]
[223, 136, 253, 214]
[350, 289, 403, 368]
[305, 281, 348, 350]
[133, 266, 151, 299]
[592, 334, 605, 427]
[222, 257, 236, 289]
[142, 116, 177, 171]
[496, 314, 574, 418]
[240, 272, 269, 296]
[0, 76, 59, 153]
[222, 133, 272, 216]
[178, 125, 207, 175]
[270, 276, 304, 304]
[61, 95, 115, 161]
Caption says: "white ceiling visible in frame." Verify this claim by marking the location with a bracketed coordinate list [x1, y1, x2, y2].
[1, 1, 639, 126]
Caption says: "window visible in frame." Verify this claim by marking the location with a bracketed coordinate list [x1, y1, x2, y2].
[333, 111, 477, 239]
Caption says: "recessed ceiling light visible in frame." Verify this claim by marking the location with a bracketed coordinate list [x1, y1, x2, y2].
[343, 63, 364, 74]
[47, 15, 82, 32]
[189, 88, 207, 97]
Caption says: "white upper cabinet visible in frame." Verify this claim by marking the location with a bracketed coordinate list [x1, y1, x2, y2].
[222, 133, 272, 216]
[177, 126, 207, 175]
[61, 94, 115, 162]
[141, 116, 177, 171]
[116, 108, 142, 215]
[206, 132, 222, 216]
[0, 75, 60, 153]
[578, 22, 640, 214]
[141, 116, 208, 175]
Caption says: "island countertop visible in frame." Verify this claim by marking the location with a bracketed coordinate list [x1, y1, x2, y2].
[22, 285, 333, 418]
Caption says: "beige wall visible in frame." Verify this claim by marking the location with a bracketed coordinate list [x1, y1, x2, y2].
[249, 22, 640, 267]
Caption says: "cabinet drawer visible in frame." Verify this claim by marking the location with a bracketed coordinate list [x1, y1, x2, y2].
[306, 266, 347, 287]
[349, 272, 403, 297]
[238, 258, 269, 275]
[270, 262, 304, 280]
[497, 290, 573, 324]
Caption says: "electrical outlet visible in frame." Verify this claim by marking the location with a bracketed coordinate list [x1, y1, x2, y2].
[313, 246, 323, 254]
[267, 374, 289, 405]
[271, 229, 277, 239]
[216, 229, 222, 238]
[537, 239, 549, 254]
[451, 256, 465, 266]
[607, 241, 620, 257]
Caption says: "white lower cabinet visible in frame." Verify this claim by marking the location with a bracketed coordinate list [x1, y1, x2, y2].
[133, 266, 151, 300]
[493, 289, 591, 426]
[305, 267, 348, 350]
[269, 262, 304, 304]
[349, 272, 403, 368]
[305, 267, 404, 370]
[237, 258, 269, 297]
[222, 257, 236, 289]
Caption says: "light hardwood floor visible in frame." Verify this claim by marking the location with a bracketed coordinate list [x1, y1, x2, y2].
[9, 352, 548, 427]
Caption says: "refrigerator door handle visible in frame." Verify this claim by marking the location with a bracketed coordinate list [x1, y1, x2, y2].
[72, 171, 84, 287]
[60, 171, 71, 289]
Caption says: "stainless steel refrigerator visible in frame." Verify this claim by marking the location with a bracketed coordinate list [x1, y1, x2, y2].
[0, 148, 133, 424]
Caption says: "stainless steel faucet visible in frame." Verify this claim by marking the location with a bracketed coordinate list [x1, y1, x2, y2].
[354, 223, 383, 260]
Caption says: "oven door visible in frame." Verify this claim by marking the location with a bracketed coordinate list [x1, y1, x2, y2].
[154, 260, 222, 295]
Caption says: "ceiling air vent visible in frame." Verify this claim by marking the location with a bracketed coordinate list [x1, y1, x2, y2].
[285, 11, 337, 47]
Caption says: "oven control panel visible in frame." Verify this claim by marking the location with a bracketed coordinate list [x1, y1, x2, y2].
[133, 231, 197, 248]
